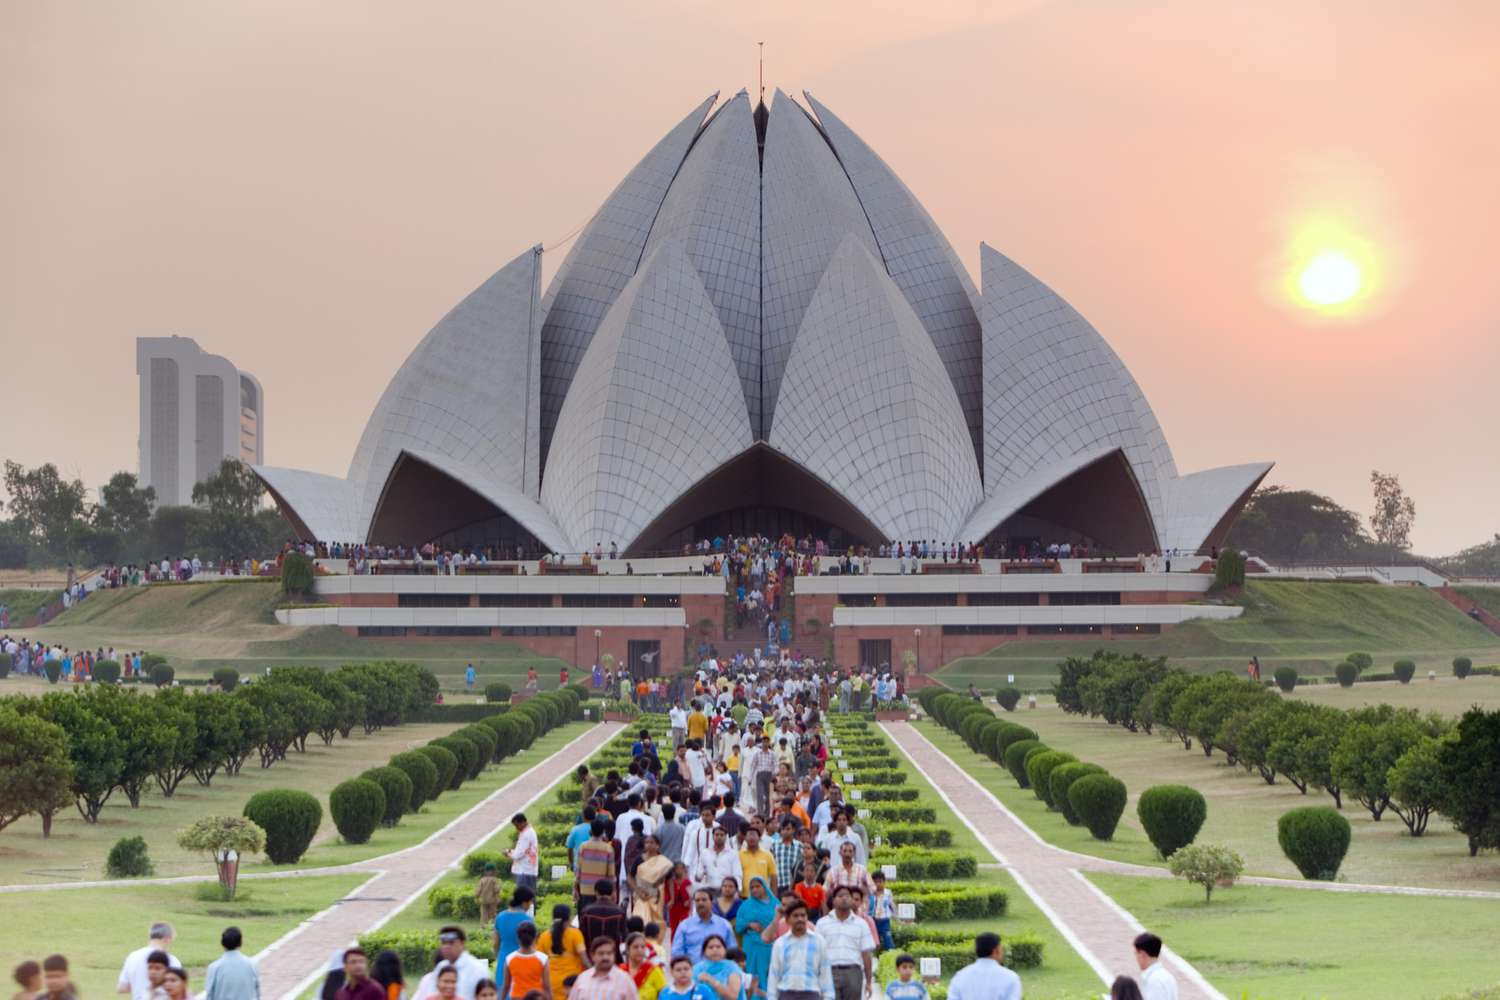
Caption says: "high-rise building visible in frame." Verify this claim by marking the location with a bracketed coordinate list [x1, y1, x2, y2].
[136, 336, 264, 507]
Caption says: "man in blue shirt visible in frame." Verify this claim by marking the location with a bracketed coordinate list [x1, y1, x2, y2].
[204, 927, 259, 1000]
[567, 805, 598, 870]
[946, 933, 1021, 1000]
[671, 888, 736, 963]
[465, 664, 476, 690]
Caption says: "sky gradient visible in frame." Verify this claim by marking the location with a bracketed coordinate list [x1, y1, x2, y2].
[3, 1, 1496, 555]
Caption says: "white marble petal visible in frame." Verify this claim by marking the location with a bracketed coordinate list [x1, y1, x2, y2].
[1160, 462, 1274, 554]
[252, 466, 367, 544]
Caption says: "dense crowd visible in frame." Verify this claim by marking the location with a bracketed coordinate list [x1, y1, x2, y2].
[0, 636, 155, 681]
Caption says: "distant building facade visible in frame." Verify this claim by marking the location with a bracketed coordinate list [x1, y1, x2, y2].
[137, 336, 264, 507]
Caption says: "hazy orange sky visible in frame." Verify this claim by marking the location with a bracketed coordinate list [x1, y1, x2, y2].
[3, 1, 1496, 555]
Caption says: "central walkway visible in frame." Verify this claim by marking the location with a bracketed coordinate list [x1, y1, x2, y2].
[257, 722, 622, 1000]
[883, 721, 1227, 1000]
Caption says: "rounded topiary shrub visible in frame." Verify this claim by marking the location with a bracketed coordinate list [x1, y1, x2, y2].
[213, 667, 241, 692]
[330, 778, 386, 845]
[280, 551, 315, 598]
[1070, 774, 1128, 841]
[1334, 661, 1357, 688]
[106, 835, 154, 877]
[93, 660, 122, 685]
[1137, 784, 1207, 858]
[1277, 805, 1351, 880]
[1051, 762, 1107, 825]
[0, 651, 11, 679]
[1273, 666, 1298, 693]
[485, 682, 513, 704]
[509, 713, 536, 750]
[417, 744, 458, 796]
[1392, 659, 1416, 684]
[149, 662, 175, 688]
[993, 724, 1037, 762]
[489, 716, 522, 757]
[960, 712, 991, 750]
[244, 789, 323, 864]
[433, 736, 477, 787]
[390, 750, 438, 806]
[361, 766, 414, 825]
[1347, 652, 1373, 673]
[1454, 656, 1473, 679]
[1004, 739, 1045, 786]
[457, 726, 496, 775]
[996, 686, 1022, 712]
[1027, 751, 1077, 808]
[43, 659, 62, 683]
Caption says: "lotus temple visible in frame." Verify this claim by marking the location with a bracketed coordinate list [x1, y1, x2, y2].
[258, 89, 1271, 672]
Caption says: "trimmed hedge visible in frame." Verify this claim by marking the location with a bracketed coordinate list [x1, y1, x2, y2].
[485, 682, 513, 704]
[330, 778, 385, 845]
[358, 931, 493, 975]
[1049, 762, 1106, 825]
[996, 686, 1022, 712]
[869, 823, 953, 848]
[1393, 659, 1416, 684]
[1335, 661, 1358, 688]
[868, 848, 978, 880]
[1069, 774, 1128, 841]
[432, 736, 477, 788]
[457, 725, 497, 775]
[1004, 739, 1045, 786]
[1454, 656, 1473, 679]
[150, 663, 175, 687]
[244, 789, 322, 864]
[1274, 666, 1298, 693]
[417, 744, 458, 796]
[390, 750, 439, 806]
[93, 660, 122, 685]
[877, 934, 1043, 975]
[361, 766, 414, 825]
[1027, 751, 1077, 808]
[886, 881, 1007, 920]
[461, 848, 569, 879]
[1137, 785, 1206, 858]
[1278, 806, 1351, 880]
[106, 835, 153, 877]
[411, 703, 512, 724]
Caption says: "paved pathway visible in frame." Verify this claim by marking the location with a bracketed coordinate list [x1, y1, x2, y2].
[883, 721, 1227, 1000]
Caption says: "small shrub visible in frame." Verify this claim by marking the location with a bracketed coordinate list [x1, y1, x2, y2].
[456, 726, 496, 776]
[1278, 806, 1351, 880]
[1334, 661, 1358, 688]
[992, 723, 1036, 762]
[1347, 652, 1373, 673]
[1273, 666, 1298, 693]
[1168, 843, 1244, 901]
[244, 789, 322, 864]
[43, 659, 62, 684]
[360, 766, 414, 825]
[390, 750, 438, 806]
[106, 835, 154, 878]
[1026, 751, 1077, 808]
[330, 778, 385, 845]
[433, 736, 478, 787]
[485, 682, 513, 704]
[1213, 549, 1246, 590]
[996, 686, 1022, 712]
[417, 744, 458, 796]
[0, 652, 10, 679]
[1137, 785, 1207, 858]
[1004, 739, 1045, 786]
[213, 667, 240, 692]
[1393, 659, 1416, 684]
[149, 662, 175, 688]
[280, 551, 315, 599]
[93, 660, 122, 685]
[1453, 656, 1473, 680]
[1069, 774, 1128, 841]
[1050, 763, 1106, 825]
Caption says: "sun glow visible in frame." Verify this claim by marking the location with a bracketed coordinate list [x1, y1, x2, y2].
[1282, 218, 1380, 316]
[1298, 251, 1361, 305]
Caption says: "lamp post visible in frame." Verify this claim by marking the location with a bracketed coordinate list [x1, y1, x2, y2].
[913, 628, 922, 675]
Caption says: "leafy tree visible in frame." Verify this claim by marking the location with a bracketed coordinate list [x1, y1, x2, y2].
[1152, 673, 1206, 750]
[1369, 470, 1416, 557]
[281, 551, 315, 600]
[190, 459, 267, 559]
[0, 707, 75, 836]
[147, 688, 201, 797]
[2, 460, 89, 555]
[336, 664, 401, 734]
[1436, 708, 1500, 856]
[1331, 715, 1425, 821]
[1223, 486, 1373, 561]
[33, 690, 125, 822]
[82, 686, 186, 807]
[95, 472, 156, 537]
[1212, 549, 1246, 590]
[236, 684, 297, 767]
[1168, 843, 1244, 902]
[1235, 701, 1288, 785]
[177, 815, 265, 898]
[1170, 673, 1265, 758]
[147, 505, 205, 558]
[1286, 705, 1348, 808]
[1076, 654, 1169, 733]
[1387, 736, 1444, 836]
[1266, 701, 1321, 794]
[184, 692, 245, 787]
[221, 697, 264, 776]
[270, 667, 363, 744]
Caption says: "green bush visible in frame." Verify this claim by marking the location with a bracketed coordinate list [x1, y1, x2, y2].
[106, 835, 154, 878]
[1213, 549, 1246, 589]
[1050, 763, 1106, 825]
[995, 686, 1022, 712]
[43, 659, 61, 683]
[485, 682, 513, 704]
[93, 660, 121, 685]
[417, 744, 459, 795]
[432, 736, 477, 788]
[867, 848, 978, 880]
[1347, 652, 1374, 673]
[509, 713, 536, 751]
[1273, 666, 1298, 693]
[1393, 659, 1416, 684]
[330, 778, 385, 845]
[1004, 739, 1045, 786]
[1137, 785, 1207, 858]
[1278, 805, 1352, 880]
[992, 723, 1037, 762]
[0, 651, 10, 679]
[976, 720, 1006, 760]
[150, 662, 175, 688]
[885, 882, 1007, 920]
[244, 789, 322, 864]
[390, 750, 438, 806]
[457, 726, 496, 776]
[281, 551, 315, 598]
[1454, 656, 1473, 680]
[427, 882, 482, 920]
[873, 824, 953, 848]
[360, 766, 413, 825]
[1335, 661, 1358, 688]
[213, 667, 241, 692]
[876, 934, 1043, 976]
[1026, 751, 1077, 807]
[1069, 774, 1128, 840]
[1168, 843, 1244, 901]
[358, 931, 493, 975]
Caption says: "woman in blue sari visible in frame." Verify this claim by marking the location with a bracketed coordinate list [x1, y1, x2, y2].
[692, 935, 744, 1000]
[734, 877, 776, 999]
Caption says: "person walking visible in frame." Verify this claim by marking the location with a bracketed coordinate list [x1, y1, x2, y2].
[477, 865, 503, 929]
[538, 905, 588, 1000]
[118, 923, 180, 1000]
[493, 887, 538, 977]
[945, 934, 1019, 1000]
[204, 927, 260, 1000]
[335, 950, 388, 1000]
[567, 939, 637, 1000]
[415, 928, 491, 1000]
[671, 890, 737, 965]
[1133, 933, 1177, 1000]
[765, 898, 831, 1000]
[813, 887, 872, 1000]
[1110, 978, 1144, 1000]
[509, 814, 540, 894]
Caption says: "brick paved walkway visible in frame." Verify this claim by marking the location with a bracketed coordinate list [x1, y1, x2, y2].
[883, 721, 1227, 1000]
[256, 723, 622, 1000]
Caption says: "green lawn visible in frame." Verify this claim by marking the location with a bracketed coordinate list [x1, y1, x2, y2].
[1456, 585, 1500, 619]
[0, 587, 62, 623]
[0, 874, 369, 998]
[1086, 872, 1500, 1000]
[938, 580, 1500, 690]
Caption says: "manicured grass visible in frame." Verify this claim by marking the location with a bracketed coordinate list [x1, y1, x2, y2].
[0, 873, 369, 999]
[938, 580, 1500, 689]
[1456, 585, 1500, 620]
[1086, 871, 1500, 1000]
[0, 587, 62, 623]
[915, 699, 1500, 891]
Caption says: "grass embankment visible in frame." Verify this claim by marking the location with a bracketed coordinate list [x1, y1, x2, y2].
[1456, 585, 1500, 618]
[0, 874, 369, 998]
[17, 578, 572, 683]
[0, 587, 63, 624]
[1085, 872, 1500, 1000]
[938, 580, 1500, 690]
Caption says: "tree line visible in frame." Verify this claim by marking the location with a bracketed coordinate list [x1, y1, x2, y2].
[1054, 651, 1500, 854]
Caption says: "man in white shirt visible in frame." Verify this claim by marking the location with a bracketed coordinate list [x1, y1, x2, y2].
[1134, 932, 1178, 1000]
[681, 802, 717, 875]
[414, 926, 491, 1000]
[507, 813, 540, 893]
[613, 795, 655, 846]
[693, 826, 744, 894]
[946, 933, 1021, 1000]
[686, 742, 710, 795]
[117, 923, 180, 1000]
[669, 704, 688, 750]
[814, 886, 874, 1000]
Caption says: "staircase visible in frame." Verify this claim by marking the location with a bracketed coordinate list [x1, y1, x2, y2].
[1436, 586, 1500, 638]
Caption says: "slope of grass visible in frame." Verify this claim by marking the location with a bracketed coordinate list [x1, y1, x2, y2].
[1456, 585, 1500, 620]
[48, 579, 283, 632]
[1087, 872, 1500, 1000]
[0, 588, 62, 624]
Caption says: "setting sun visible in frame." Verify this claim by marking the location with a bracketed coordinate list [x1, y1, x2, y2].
[1279, 217, 1382, 316]
[1298, 250, 1362, 305]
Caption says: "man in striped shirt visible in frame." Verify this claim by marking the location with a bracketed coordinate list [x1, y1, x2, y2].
[767, 898, 833, 1000]
[770, 817, 803, 893]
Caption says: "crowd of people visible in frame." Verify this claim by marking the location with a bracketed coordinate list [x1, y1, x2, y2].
[11, 922, 261, 1000]
[0, 636, 156, 681]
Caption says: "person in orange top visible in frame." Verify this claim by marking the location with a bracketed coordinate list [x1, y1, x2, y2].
[792, 860, 826, 921]
[501, 924, 549, 1000]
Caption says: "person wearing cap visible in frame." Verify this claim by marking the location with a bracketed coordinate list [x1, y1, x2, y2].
[414, 928, 491, 1000]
